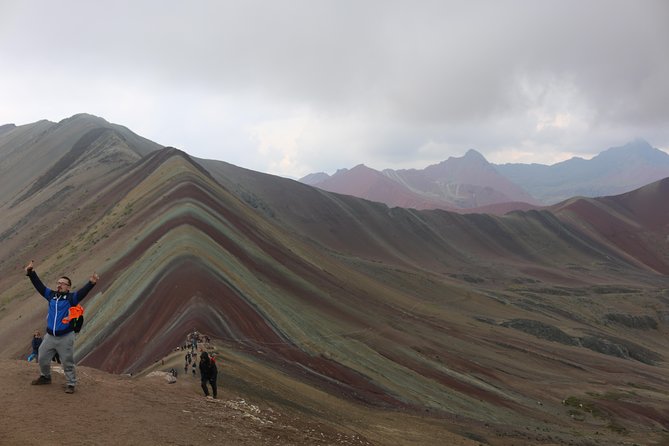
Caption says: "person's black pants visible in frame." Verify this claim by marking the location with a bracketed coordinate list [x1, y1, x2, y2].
[201, 377, 217, 398]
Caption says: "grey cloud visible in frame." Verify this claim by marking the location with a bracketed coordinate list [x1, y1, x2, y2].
[1, 0, 667, 176]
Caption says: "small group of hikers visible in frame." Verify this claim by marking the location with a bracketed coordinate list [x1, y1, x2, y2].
[184, 342, 218, 398]
[182, 329, 210, 352]
[25, 260, 219, 399]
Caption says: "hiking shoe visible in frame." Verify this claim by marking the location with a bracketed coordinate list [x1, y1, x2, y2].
[64, 385, 75, 394]
[31, 375, 51, 385]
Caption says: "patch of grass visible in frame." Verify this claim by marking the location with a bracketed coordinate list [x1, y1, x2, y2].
[450, 273, 485, 283]
[563, 393, 636, 437]
[590, 285, 640, 294]
[463, 431, 488, 443]
[562, 395, 608, 419]
[625, 381, 668, 395]
[607, 421, 628, 435]
[563, 396, 582, 407]
[601, 391, 633, 401]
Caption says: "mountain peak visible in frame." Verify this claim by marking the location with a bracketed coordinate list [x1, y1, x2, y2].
[463, 148, 488, 163]
[59, 112, 108, 123]
[595, 139, 669, 165]
[299, 171, 330, 186]
[610, 138, 652, 153]
[350, 163, 374, 172]
[0, 123, 16, 135]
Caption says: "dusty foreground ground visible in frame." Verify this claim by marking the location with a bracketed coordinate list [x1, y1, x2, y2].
[4, 356, 669, 446]
[0, 359, 480, 446]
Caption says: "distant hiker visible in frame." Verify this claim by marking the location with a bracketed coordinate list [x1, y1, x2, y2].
[191, 329, 198, 351]
[25, 260, 98, 394]
[199, 352, 218, 398]
[27, 330, 42, 362]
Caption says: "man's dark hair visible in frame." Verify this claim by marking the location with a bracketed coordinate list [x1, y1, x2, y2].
[60, 276, 72, 286]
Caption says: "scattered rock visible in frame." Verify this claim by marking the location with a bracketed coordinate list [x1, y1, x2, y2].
[603, 313, 658, 330]
[501, 319, 579, 346]
[146, 370, 176, 383]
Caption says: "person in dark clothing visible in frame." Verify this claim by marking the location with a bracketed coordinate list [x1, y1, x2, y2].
[199, 352, 218, 398]
[27, 330, 42, 362]
[25, 260, 98, 394]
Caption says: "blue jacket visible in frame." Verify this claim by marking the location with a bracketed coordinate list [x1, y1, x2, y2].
[27, 270, 96, 336]
[31, 336, 42, 353]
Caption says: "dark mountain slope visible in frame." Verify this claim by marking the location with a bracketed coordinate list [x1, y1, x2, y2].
[601, 175, 669, 231]
[552, 177, 669, 274]
[0, 114, 161, 207]
[0, 123, 16, 134]
[15, 127, 122, 204]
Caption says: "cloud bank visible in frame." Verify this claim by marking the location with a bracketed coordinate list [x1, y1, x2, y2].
[1, 0, 667, 177]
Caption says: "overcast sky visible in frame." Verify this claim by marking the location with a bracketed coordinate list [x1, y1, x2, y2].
[1, 0, 667, 178]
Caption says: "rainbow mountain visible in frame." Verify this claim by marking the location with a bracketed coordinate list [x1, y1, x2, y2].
[1, 114, 668, 444]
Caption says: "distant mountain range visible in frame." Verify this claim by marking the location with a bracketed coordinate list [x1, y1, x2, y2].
[301, 139, 669, 213]
[1, 114, 669, 443]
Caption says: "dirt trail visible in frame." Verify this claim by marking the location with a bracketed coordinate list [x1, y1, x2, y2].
[0, 360, 368, 445]
[0, 359, 478, 446]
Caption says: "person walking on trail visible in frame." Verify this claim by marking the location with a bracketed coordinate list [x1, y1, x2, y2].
[27, 330, 42, 362]
[25, 260, 99, 394]
[199, 351, 218, 398]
